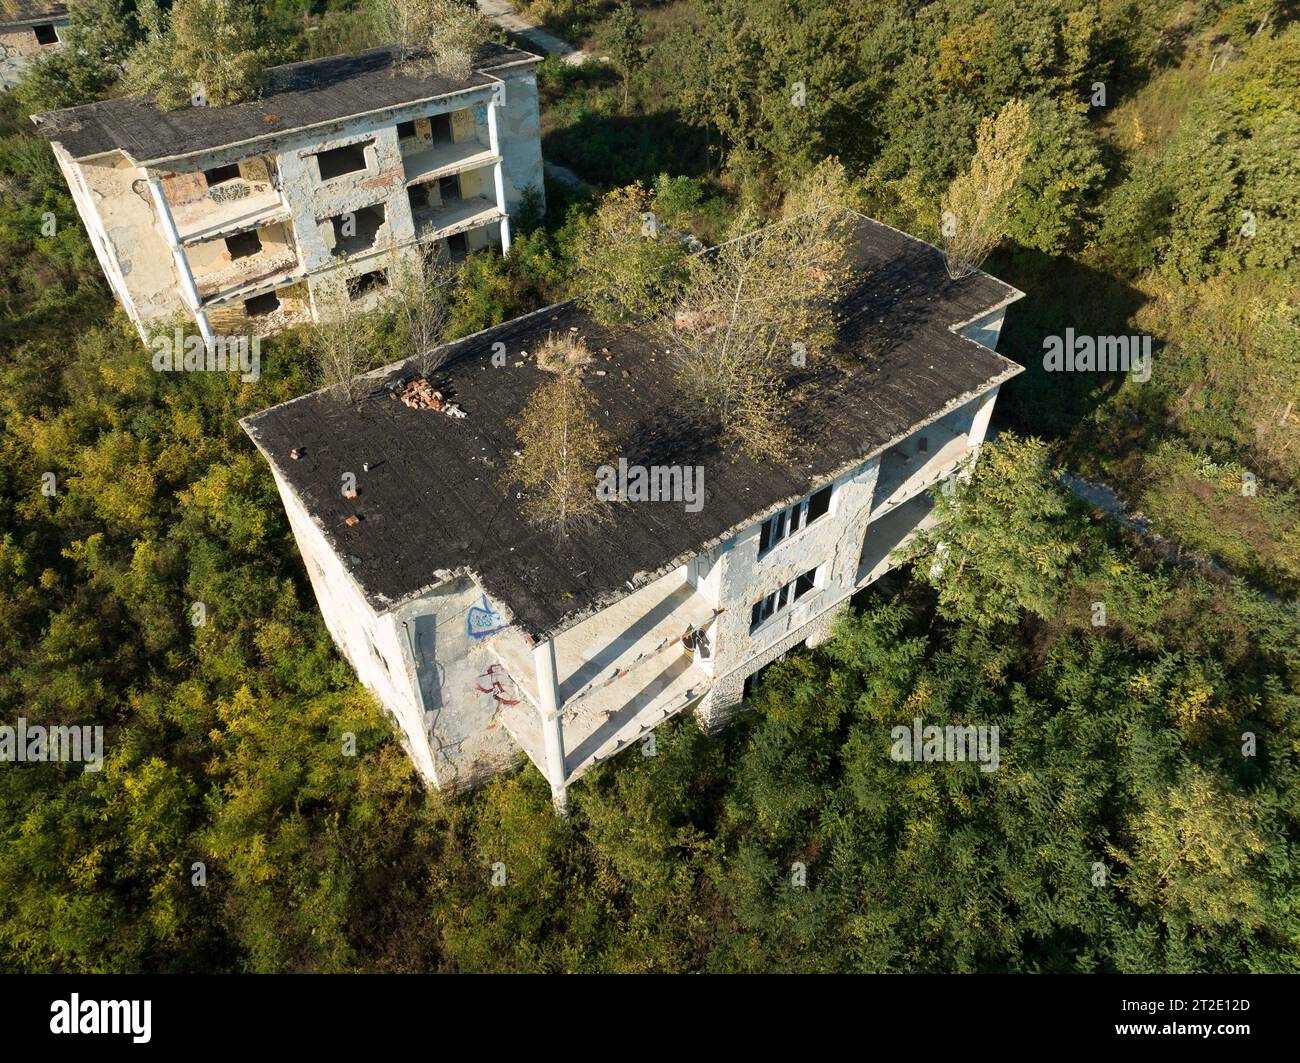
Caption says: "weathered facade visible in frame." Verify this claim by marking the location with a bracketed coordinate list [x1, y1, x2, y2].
[0, 1, 67, 90]
[31, 43, 545, 342]
[242, 214, 1025, 813]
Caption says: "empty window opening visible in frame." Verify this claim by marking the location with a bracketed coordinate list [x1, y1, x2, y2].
[204, 163, 241, 187]
[244, 291, 280, 317]
[329, 203, 386, 256]
[225, 229, 262, 260]
[33, 23, 58, 44]
[347, 269, 388, 300]
[438, 174, 461, 204]
[429, 113, 452, 145]
[396, 120, 417, 140]
[750, 564, 821, 634]
[407, 183, 433, 215]
[758, 483, 833, 557]
[314, 141, 371, 181]
[445, 232, 469, 262]
[805, 484, 832, 523]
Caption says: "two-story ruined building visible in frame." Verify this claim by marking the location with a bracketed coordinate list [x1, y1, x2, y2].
[0, 1, 67, 90]
[242, 213, 1024, 813]
[31, 42, 544, 342]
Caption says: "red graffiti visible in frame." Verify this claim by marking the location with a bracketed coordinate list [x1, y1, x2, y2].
[476, 663, 521, 706]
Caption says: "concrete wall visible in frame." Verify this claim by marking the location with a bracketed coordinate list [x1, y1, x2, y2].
[393, 578, 524, 791]
[493, 68, 544, 210]
[0, 18, 67, 89]
[71, 153, 186, 328]
[958, 307, 1009, 350]
[50, 61, 545, 340]
[270, 464, 523, 791]
[697, 456, 881, 727]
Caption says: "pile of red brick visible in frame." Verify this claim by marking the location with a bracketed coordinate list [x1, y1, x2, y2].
[391, 378, 466, 419]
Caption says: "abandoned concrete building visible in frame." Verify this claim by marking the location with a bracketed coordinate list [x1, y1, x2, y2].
[0, 0, 67, 89]
[30, 42, 544, 342]
[241, 214, 1024, 812]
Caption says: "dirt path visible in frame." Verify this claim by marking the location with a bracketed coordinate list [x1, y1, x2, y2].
[477, 0, 592, 65]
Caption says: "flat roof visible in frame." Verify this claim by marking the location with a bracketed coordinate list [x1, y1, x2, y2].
[30, 42, 539, 165]
[242, 214, 1025, 642]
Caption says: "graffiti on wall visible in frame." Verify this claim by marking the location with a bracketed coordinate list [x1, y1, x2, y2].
[475, 663, 521, 707]
[466, 594, 509, 639]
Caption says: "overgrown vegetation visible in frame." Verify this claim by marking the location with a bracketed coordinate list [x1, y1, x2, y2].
[2, 0, 1298, 973]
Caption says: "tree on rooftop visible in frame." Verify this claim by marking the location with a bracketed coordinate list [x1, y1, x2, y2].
[385, 245, 457, 379]
[608, 0, 646, 114]
[571, 183, 690, 327]
[939, 97, 1032, 280]
[304, 281, 383, 404]
[367, 0, 490, 82]
[653, 167, 854, 463]
[505, 366, 614, 536]
[121, 0, 270, 110]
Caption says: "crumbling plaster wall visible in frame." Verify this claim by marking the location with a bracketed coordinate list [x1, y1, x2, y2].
[189, 220, 296, 299]
[75, 153, 186, 327]
[699, 455, 881, 728]
[0, 20, 67, 88]
[394, 578, 524, 792]
[496, 67, 544, 209]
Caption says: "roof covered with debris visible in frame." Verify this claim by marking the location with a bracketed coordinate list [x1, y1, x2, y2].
[242, 214, 1025, 642]
[30, 42, 539, 164]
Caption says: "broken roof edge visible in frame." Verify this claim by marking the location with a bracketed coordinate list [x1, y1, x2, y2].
[30, 43, 543, 166]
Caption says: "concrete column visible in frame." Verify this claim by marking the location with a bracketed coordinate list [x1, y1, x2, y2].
[485, 96, 511, 255]
[532, 639, 569, 815]
[145, 175, 216, 350]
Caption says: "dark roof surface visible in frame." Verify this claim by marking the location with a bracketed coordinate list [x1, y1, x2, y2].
[242, 215, 1024, 641]
[0, 0, 66, 25]
[31, 43, 537, 164]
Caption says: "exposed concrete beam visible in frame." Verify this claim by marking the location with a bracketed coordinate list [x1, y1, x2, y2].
[532, 638, 569, 815]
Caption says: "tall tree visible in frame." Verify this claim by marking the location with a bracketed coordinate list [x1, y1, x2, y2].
[505, 364, 614, 534]
[305, 282, 382, 403]
[121, 0, 270, 110]
[903, 433, 1087, 627]
[939, 97, 1031, 279]
[608, 0, 646, 113]
[571, 184, 689, 326]
[385, 246, 456, 378]
[654, 170, 853, 462]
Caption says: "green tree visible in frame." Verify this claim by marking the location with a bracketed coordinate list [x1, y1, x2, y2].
[608, 0, 646, 113]
[904, 434, 1087, 627]
[122, 0, 271, 110]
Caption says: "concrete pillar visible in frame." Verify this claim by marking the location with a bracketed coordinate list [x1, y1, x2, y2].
[532, 639, 569, 815]
[485, 95, 511, 255]
[145, 175, 216, 351]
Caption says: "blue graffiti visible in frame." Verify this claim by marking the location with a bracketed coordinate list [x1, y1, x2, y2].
[467, 594, 509, 639]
